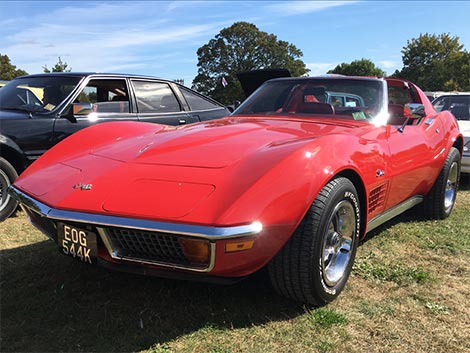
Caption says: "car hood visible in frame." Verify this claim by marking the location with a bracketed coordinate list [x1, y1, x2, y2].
[14, 116, 364, 222]
[89, 116, 359, 168]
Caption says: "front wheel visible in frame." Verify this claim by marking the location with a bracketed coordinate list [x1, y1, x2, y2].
[0, 157, 19, 222]
[424, 147, 460, 219]
[268, 177, 361, 306]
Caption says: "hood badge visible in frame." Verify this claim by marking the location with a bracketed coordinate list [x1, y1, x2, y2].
[73, 183, 93, 191]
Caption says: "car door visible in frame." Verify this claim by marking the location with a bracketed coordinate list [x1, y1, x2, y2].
[131, 79, 197, 125]
[53, 77, 138, 144]
[384, 83, 446, 208]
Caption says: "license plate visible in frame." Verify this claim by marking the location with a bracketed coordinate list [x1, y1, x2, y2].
[57, 223, 98, 264]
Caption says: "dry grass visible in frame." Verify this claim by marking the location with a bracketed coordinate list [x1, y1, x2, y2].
[1, 178, 469, 353]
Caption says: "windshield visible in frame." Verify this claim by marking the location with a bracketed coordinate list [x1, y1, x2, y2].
[0, 76, 82, 112]
[233, 77, 386, 121]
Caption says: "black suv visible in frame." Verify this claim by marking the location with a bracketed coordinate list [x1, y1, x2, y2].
[0, 73, 230, 221]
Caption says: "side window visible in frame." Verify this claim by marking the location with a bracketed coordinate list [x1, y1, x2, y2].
[432, 97, 448, 112]
[330, 95, 345, 107]
[388, 85, 413, 105]
[449, 96, 470, 120]
[77, 79, 130, 113]
[180, 86, 221, 110]
[132, 81, 181, 113]
[346, 96, 361, 107]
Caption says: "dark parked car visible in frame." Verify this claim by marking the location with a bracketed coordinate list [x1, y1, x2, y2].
[0, 72, 230, 221]
[432, 94, 470, 174]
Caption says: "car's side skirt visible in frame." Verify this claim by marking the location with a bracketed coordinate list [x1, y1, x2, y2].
[367, 196, 424, 233]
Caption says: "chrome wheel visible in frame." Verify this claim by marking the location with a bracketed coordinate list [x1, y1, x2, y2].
[444, 160, 459, 212]
[322, 200, 356, 287]
[0, 168, 11, 213]
[269, 177, 360, 305]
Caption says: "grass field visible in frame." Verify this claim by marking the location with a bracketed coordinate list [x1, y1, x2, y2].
[1, 176, 469, 353]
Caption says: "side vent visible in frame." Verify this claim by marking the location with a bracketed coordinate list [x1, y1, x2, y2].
[368, 182, 389, 214]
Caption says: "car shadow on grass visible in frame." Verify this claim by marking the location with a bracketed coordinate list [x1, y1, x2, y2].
[1, 240, 304, 352]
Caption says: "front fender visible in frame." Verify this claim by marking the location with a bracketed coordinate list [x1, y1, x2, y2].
[0, 133, 28, 172]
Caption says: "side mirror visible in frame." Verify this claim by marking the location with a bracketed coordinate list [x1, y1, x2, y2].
[404, 103, 426, 119]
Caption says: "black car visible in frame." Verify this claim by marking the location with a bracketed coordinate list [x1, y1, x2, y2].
[432, 94, 470, 174]
[0, 72, 230, 221]
[431, 94, 470, 120]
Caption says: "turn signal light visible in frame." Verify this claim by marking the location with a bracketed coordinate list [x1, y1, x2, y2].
[225, 239, 255, 253]
[178, 238, 210, 265]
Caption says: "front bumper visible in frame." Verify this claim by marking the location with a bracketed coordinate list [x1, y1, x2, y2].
[9, 186, 263, 276]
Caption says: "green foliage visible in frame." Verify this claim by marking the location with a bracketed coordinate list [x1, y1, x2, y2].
[192, 22, 310, 105]
[353, 259, 430, 285]
[43, 56, 71, 73]
[394, 33, 470, 91]
[0, 54, 28, 80]
[327, 58, 385, 77]
[307, 308, 347, 329]
[149, 343, 173, 353]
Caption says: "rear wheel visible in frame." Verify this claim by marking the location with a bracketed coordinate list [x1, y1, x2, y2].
[0, 157, 18, 222]
[424, 147, 460, 219]
[268, 177, 360, 306]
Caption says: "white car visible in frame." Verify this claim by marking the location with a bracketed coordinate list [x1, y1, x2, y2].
[458, 120, 470, 174]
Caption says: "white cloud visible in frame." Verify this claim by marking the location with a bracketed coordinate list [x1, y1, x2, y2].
[306, 62, 337, 76]
[377, 60, 401, 74]
[1, 2, 224, 75]
[266, 1, 359, 15]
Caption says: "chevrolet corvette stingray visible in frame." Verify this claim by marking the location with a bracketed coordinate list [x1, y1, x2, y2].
[9, 76, 463, 306]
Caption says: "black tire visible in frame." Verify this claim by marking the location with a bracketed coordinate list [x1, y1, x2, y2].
[268, 177, 361, 306]
[424, 147, 460, 219]
[0, 157, 19, 222]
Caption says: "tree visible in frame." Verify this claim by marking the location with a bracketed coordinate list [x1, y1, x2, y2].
[0, 54, 28, 80]
[43, 57, 71, 73]
[394, 33, 470, 91]
[192, 22, 310, 104]
[327, 58, 385, 77]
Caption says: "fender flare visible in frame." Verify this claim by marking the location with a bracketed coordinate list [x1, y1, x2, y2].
[0, 134, 28, 172]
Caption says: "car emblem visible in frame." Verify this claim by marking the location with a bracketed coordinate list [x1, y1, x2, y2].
[73, 183, 93, 190]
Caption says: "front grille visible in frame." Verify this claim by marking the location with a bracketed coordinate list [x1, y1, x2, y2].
[103, 227, 189, 266]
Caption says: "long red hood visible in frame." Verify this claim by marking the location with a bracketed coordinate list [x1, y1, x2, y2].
[89, 117, 360, 167]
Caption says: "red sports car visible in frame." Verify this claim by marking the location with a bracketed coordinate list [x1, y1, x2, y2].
[9, 76, 463, 306]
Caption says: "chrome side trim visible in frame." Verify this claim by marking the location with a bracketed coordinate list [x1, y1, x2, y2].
[367, 196, 423, 233]
[96, 228, 216, 273]
[8, 186, 262, 240]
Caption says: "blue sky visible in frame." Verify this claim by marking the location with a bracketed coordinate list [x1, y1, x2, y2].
[1, 1, 469, 87]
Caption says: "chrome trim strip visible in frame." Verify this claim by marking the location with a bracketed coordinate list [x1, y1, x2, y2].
[8, 186, 262, 240]
[367, 196, 423, 232]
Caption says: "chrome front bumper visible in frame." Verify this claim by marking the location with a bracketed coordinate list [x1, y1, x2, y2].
[8, 186, 262, 273]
